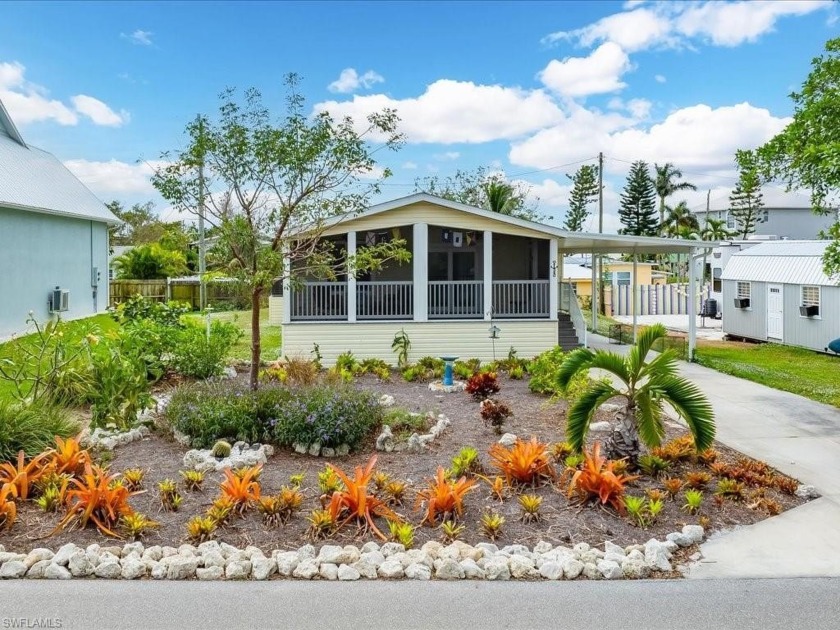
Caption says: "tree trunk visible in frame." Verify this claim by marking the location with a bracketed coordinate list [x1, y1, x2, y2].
[605, 403, 641, 464]
[249, 287, 262, 391]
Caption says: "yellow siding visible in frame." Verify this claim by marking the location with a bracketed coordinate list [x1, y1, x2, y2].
[322, 202, 553, 240]
[268, 296, 283, 326]
[282, 320, 558, 365]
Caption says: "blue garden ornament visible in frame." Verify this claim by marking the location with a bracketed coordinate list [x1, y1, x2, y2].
[828, 338, 840, 354]
[440, 355, 459, 387]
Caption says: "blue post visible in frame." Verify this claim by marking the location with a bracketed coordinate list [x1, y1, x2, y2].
[440, 355, 458, 387]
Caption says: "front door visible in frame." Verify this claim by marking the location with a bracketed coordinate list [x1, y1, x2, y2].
[767, 284, 783, 340]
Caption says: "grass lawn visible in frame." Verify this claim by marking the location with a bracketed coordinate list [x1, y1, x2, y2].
[695, 340, 840, 407]
[0, 314, 119, 400]
[193, 308, 282, 362]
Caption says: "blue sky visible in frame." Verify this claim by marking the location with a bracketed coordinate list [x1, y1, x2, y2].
[1, 0, 837, 231]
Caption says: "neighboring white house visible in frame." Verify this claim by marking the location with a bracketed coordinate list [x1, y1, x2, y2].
[277, 193, 707, 365]
[0, 99, 120, 338]
[721, 240, 840, 352]
[695, 197, 837, 241]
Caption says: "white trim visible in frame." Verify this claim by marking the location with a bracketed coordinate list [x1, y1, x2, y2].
[346, 231, 357, 323]
[413, 222, 428, 322]
[767, 283, 784, 340]
[483, 230, 493, 321]
[549, 238, 558, 318]
[0, 99, 26, 147]
[800, 284, 821, 319]
[282, 250, 291, 325]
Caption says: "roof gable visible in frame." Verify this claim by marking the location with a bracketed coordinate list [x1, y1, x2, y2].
[0, 100, 26, 147]
[721, 240, 835, 286]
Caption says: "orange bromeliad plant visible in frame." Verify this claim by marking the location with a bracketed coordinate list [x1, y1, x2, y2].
[220, 465, 262, 515]
[56, 463, 137, 537]
[488, 437, 556, 486]
[0, 483, 17, 530]
[326, 455, 400, 540]
[50, 436, 90, 476]
[567, 442, 638, 513]
[0, 450, 50, 500]
[415, 467, 477, 526]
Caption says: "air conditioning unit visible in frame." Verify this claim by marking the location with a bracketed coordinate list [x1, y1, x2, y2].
[733, 298, 750, 309]
[49, 287, 69, 313]
[800, 305, 819, 317]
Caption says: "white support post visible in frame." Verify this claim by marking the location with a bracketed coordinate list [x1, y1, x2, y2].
[549, 238, 559, 318]
[413, 223, 428, 322]
[558, 252, 565, 311]
[282, 248, 291, 325]
[483, 230, 493, 320]
[346, 231, 357, 323]
[590, 250, 598, 332]
[688, 247, 697, 362]
[632, 253, 638, 343]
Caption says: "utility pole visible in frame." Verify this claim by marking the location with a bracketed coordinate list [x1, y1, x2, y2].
[701, 189, 711, 326]
[197, 116, 207, 312]
[596, 152, 604, 324]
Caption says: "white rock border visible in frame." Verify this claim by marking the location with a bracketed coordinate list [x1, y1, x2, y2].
[375, 413, 451, 454]
[80, 425, 151, 451]
[0, 526, 704, 581]
[183, 441, 276, 472]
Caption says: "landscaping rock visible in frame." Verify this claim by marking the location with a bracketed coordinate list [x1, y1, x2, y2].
[183, 441, 271, 471]
[377, 559, 404, 579]
[308, 442, 322, 457]
[252, 557, 276, 581]
[380, 542, 405, 557]
[459, 558, 485, 579]
[622, 558, 650, 579]
[644, 539, 672, 572]
[202, 550, 226, 569]
[360, 542, 380, 554]
[0, 561, 28, 579]
[563, 558, 585, 579]
[150, 563, 167, 580]
[604, 541, 626, 557]
[509, 555, 538, 579]
[120, 557, 146, 580]
[26, 560, 52, 579]
[498, 433, 518, 447]
[197, 566, 224, 581]
[275, 552, 300, 577]
[317, 545, 350, 565]
[321, 447, 336, 457]
[404, 562, 431, 580]
[294, 442, 308, 455]
[24, 548, 54, 568]
[44, 564, 72, 580]
[539, 561, 564, 580]
[317, 563, 338, 580]
[225, 560, 252, 580]
[604, 551, 627, 565]
[68, 552, 95, 577]
[165, 556, 200, 580]
[352, 558, 379, 580]
[597, 559, 624, 579]
[404, 550, 434, 569]
[53, 543, 80, 567]
[379, 394, 395, 407]
[795, 484, 820, 500]
[476, 543, 499, 556]
[533, 541, 553, 555]
[297, 544, 316, 560]
[434, 558, 464, 580]
[335, 444, 351, 457]
[666, 532, 693, 548]
[682, 525, 705, 544]
[589, 421, 612, 432]
[292, 559, 319, 580]
[375, 426, 395, 452]
[94, 562, 122, 579]
[144, 546, 163, 562]
[337, 564, 361, 581]
[484, 557, 511, 581]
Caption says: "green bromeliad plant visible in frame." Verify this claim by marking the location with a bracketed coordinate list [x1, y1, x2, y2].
[556, 324, 715, 463]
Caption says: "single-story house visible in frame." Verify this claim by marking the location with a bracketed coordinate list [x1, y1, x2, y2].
[721, 240, 839, 352]
[0, 99, 120, 339]
[561, 258, 663, 300]
[277, 193, 709, 364]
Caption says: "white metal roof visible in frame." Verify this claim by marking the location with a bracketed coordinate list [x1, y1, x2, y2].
[721, 240, 835, 286]
[318, 193, 713, 254]
[0, 101, 119, 225]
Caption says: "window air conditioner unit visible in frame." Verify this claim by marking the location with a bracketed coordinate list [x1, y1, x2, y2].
[800, 305, 819, 317]
[49, 287, 70, 313]
[733, 298, 750, 309]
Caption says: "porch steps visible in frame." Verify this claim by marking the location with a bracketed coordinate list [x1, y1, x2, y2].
[558, 312, 582, 351]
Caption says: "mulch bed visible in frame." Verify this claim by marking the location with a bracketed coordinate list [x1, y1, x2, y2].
[0, 374, 806, 553]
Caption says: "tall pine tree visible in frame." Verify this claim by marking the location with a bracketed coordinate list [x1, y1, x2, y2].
[618, 161, 658, 236]
[729, 149, 764, 239]
[563, 164, 599, 231]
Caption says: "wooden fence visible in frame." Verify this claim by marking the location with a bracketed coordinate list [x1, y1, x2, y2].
[109, 279, 243, 310]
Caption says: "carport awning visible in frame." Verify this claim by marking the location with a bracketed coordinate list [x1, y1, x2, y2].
[557, 232, 716, 255]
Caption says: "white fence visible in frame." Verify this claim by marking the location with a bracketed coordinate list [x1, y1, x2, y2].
[611, 283, 710, 316]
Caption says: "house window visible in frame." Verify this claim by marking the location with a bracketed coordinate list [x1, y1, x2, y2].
[737, 282, 751, 299]
[801, 285, 820, 317]
[614, 272, 631, 286]
[726, 212, 736, 229]
[713, 268, 722, 293]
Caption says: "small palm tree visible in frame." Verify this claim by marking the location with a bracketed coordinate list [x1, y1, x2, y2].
[482, 180, 520, 215]
[556, 324, 715, 463]
[662, 201, 700, 236]
[701, 218, 733, 241]
[653, 163, 697, 234]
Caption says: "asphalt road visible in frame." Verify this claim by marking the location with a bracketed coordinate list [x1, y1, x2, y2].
[1, 578, 839, 630]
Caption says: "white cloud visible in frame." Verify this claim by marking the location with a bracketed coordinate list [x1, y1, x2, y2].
[517, 177, 623, 232]
[539, 42, 632, 97]
[509, 102, 790, 179]
[121, 29, 153, 46]
[63, 159, 166, 195]
[327, 68, 385, 93]
[654, 74, 666, 83]
[434, 151, 460, 161]
[0, 61, 77, 125]
[607, 97, 652, 119]
[71, 95, 129, 127]
[402, 161, 418, 170]
[544, 1, 832, 52]
[315, 79, 564, 144]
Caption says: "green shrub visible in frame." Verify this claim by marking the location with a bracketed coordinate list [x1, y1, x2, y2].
[384, 408, 429, 440]
[114, 244, 188, 280]
[335, 351, 360, 375]
[88, 343, 152, 430]
[0, 400, 80, 461]
[272, 385, 382, 449]
[528, 346, 591, 400]
[169, 321, 242, 378]
[111, 295, 191, 327]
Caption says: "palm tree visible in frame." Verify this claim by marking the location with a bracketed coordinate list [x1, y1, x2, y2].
[652, 164, 697, 233]
[701, 218, 733, 241]
[482, 179, 521, 215]
[556, 324, 715, 463]
[662, 201, 700, 236]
